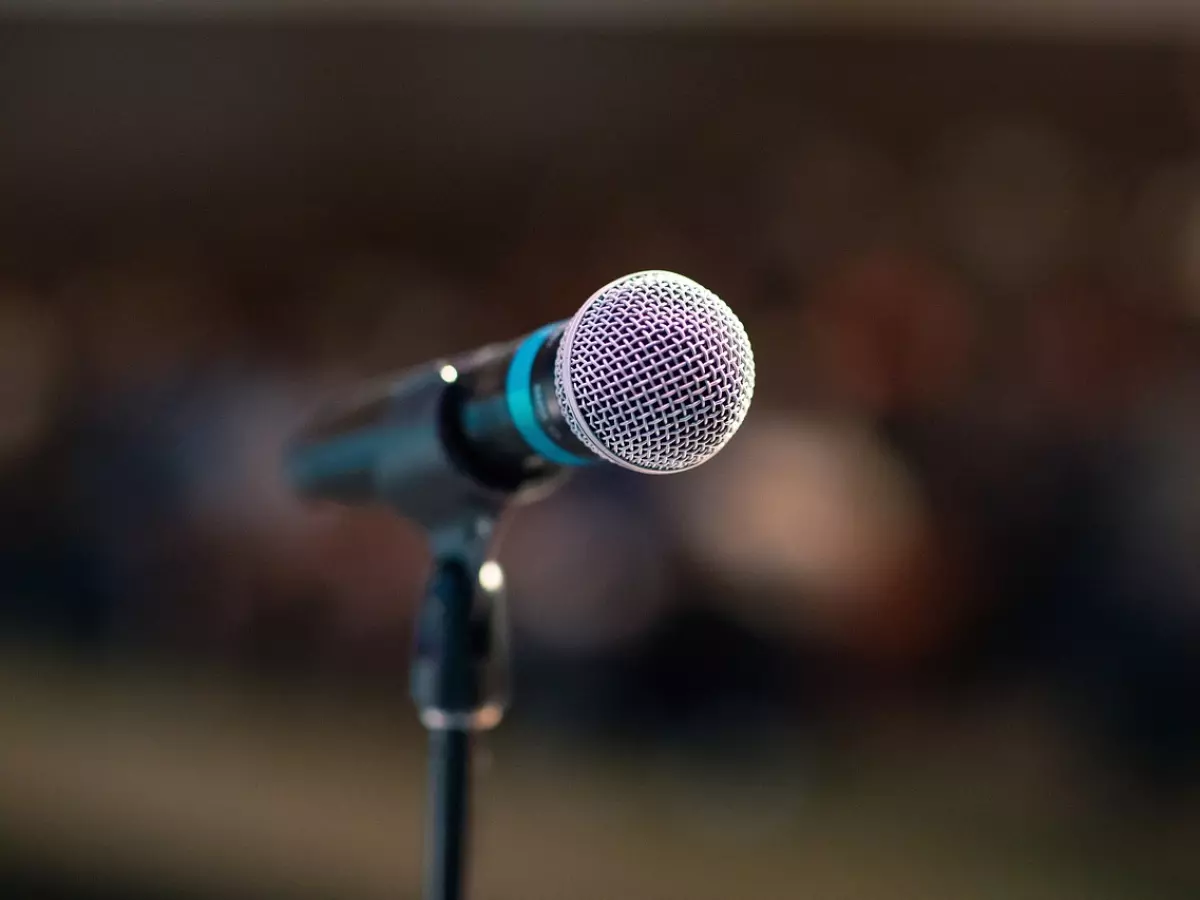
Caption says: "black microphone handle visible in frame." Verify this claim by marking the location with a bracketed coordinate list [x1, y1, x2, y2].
[285, 324, 595, 526]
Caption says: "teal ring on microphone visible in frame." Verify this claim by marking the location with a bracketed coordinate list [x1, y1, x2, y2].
[506, 324, 592, 467]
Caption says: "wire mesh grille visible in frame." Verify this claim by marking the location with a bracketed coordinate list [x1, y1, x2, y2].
[554, 271, 755, 473]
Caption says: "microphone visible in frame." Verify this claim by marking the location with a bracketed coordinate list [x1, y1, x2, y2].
[286, 270, 755, 528]
[286, 270, 755, 896]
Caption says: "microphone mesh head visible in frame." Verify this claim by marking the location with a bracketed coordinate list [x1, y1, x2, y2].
[554, 270, 755, 473]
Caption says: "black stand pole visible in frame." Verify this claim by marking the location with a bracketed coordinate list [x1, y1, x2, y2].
[411, 518, 509, 900]
[424, 729, 470, 900]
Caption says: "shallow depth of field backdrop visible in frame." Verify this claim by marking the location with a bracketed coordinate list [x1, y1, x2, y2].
[0, 4, 1198, 898]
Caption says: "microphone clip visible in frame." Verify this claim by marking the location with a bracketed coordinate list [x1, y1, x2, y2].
[410, 515, 510, 732]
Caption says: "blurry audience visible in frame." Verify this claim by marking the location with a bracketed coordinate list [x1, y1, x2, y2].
[0, 114, 1196, 817]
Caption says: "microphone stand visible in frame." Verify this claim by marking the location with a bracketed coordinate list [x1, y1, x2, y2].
[290, 360, 551, 900]
[411, 514, 509, 900]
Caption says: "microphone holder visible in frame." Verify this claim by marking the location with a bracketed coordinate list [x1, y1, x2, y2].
[410, 512, 510, 900]
[299, 363, 559, 900]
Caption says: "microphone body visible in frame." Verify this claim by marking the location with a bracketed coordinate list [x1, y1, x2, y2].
[286, 323, 590, 530]
[286, 270, 756, 529]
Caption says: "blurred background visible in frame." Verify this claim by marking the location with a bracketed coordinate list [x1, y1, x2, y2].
[0, 2, 1199, 898]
